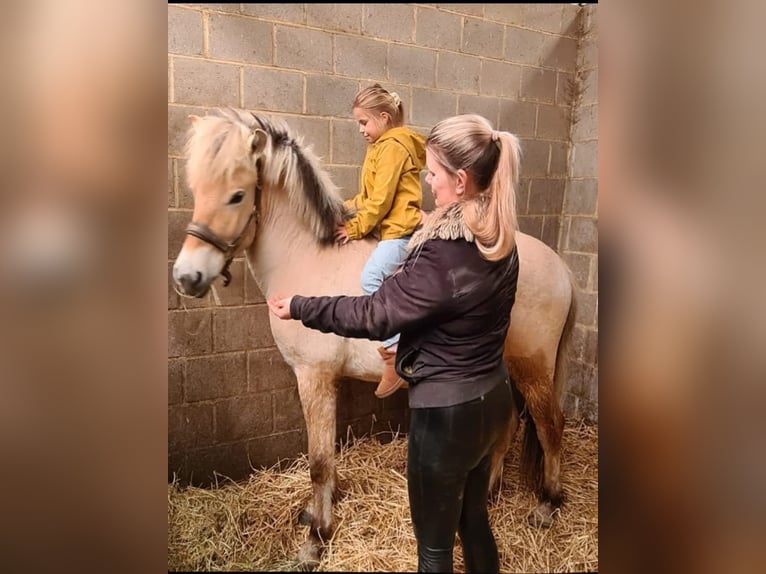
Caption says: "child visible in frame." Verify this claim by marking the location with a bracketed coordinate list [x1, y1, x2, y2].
[334, 84, 426, 398]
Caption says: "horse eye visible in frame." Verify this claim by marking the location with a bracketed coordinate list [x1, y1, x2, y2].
[228, 191, 245, 205]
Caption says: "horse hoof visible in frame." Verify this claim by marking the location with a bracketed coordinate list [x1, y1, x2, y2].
[297, 541, 321, 571]
[527, 502, 555, 529]
[298, 509, 313, 525]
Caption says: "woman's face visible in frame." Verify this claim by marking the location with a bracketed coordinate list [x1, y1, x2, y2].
[425, 149, 460, 208]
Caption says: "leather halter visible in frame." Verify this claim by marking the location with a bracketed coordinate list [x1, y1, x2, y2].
[184, 175, 262, 287]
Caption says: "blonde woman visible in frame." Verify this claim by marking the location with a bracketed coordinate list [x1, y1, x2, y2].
[270, 114, 521, 573]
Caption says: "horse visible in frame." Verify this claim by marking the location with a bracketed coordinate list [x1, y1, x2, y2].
[171, 107, 576, 567]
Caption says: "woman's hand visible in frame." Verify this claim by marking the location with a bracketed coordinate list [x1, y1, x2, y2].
[267, 296, 294, 320]
[334, 223, 349, 245]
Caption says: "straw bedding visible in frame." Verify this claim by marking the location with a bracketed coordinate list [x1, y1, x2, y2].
[168, 420, 597, 572]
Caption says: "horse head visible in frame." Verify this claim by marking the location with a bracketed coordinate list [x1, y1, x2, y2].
[172, 109, 267, 298]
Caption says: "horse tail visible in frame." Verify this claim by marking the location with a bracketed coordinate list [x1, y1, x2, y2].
[554, 268, 578, 402]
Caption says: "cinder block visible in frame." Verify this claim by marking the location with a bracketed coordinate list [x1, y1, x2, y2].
[498, 99, 536, 137]
[572, 103, 597, 142]
[332, 119, 367, 166]
[335, 35, 387, 80]
[275, 25, 332, 72]
[168, 7, 203, 56]
[537, 104, 570, 139]
[462, 17, 504, 59]
[307, 3, 362, 33]
[168, 308, 212, 358]
[528, 178, 565, 215]
[520, 67, 557, 103]
[242, 3, 305, 24]
[306, 75, 361, 117]
[274, 114, 331, 161]
[517, 215, 543, 240]
[185, 352, 247, 401]
[249, 349, 297, 392]
[562, 252, 593, 290]
[484, 4, 524, 25]
[458, 95, 499, 126]
[411, 88, 457, 127]
[215, 395, 273, 442]
[168, 358, 185, 405]
[326, 166, 361, 199]
[564, 179, 598, 216]
[480, 60, 522, 98]
[437, 52, 481, 93]
[541, 215, 561, 251]
[272, 387, 305, 432]
[549, 142, 569, 176]
[524, 4, 563, 33]
[168, 210, 192, 260]
[208, 14, 272, 64]
[434, 3, 483, 17]
[185, 441, 251, 485]
[363, 4, 414, 43]
[541, 34, 578, 73]
[243, 66, 303, 113]
[504, 26, 547, 66]
[566, 215, 597, 253]
[173, 58, 240, 107]
[518, 138, 549, 177]
[388, 44, 437, 87]
[571, 140, 598, 178]
[168, 104, 209, 156]
[415, 7, 462, 51]
[168, 403, 215, 451]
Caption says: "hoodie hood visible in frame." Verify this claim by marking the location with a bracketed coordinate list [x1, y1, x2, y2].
[377, 126, 427, 169]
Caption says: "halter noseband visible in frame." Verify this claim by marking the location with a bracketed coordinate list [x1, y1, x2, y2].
[184, 176, 263, 287]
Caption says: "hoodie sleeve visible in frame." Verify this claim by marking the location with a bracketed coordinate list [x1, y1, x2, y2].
[343, 139, 410, 240]
[289, 241, 455, 340]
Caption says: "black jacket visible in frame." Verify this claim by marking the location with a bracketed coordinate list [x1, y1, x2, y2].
[290, 200, 519, 408]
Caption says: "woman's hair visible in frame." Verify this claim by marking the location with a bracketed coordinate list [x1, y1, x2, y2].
[426, 114, 521, 261]
[352, 83, 405, 128]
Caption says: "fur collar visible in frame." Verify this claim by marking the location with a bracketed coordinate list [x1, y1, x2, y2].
[407, 196, 490, 252]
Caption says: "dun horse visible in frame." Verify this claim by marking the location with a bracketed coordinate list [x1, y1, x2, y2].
[172, 108, 575, 566]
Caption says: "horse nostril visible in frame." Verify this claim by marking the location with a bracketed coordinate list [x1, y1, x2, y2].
[178, 271, 203, 294]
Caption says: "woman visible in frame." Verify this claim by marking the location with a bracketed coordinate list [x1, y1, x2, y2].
[268, 114, 521, 573]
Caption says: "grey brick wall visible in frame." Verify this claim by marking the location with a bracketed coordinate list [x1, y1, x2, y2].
[168, 3, 598, 484]
[558, 5, 598, 423]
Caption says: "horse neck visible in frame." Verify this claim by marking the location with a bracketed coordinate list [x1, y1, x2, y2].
[246, 188, 322, 297]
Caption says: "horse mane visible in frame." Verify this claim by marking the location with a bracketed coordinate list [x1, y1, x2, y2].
[185, 107, 346, 245]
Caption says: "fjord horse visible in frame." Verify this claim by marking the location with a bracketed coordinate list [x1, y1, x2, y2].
[172, 108, 575, 566]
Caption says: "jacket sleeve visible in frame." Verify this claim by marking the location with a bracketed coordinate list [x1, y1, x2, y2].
[289, 241, 455, 341]
[343, 140, 410, 240]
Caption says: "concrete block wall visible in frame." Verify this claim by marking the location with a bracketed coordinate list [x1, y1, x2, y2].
[558, 5, 598, 422]
[168, 3, 598, 484]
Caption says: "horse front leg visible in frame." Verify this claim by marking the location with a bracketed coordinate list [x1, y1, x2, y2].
[294, 367, 338, 569]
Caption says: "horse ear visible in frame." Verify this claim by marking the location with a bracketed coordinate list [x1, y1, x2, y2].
[188, 114, 200, 124]
[249, 128, 268, 156]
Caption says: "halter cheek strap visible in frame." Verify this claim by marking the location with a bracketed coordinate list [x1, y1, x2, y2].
[184, 183, 262, 287]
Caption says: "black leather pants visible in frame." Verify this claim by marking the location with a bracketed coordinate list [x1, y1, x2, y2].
[407, 378, 513, 573]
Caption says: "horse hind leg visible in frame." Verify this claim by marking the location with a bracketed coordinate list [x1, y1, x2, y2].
[488, 398, 520, 503]
[294, 367, 339, 569]
[507, 353, 565, 528]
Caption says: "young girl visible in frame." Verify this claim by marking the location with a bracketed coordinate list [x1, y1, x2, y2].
[334, 84, 426, 399]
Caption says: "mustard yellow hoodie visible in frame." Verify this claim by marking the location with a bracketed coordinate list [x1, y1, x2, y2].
[344, 126, 426, 241]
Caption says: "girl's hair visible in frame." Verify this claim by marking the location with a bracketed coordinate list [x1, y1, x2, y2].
[426, 114, 521, 261]
[352, 83, 405, 128]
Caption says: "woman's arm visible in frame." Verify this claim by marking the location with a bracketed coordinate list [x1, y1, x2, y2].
[269, 241, 454, 341]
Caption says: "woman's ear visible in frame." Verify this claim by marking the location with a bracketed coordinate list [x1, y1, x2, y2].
[455, 169, 468, 196]
[380, 111, 392, 126]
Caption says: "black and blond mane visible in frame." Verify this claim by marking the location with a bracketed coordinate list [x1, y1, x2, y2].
[185, 107, 346, 244]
